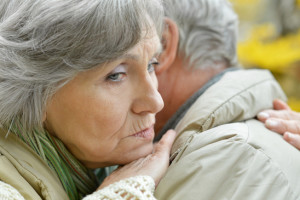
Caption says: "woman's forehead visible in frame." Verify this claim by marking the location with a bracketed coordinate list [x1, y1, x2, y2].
[127, 33, 162, 59]
[75, 34, 162, 78]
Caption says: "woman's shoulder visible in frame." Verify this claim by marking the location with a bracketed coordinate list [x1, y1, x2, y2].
[0, 129, 68, 200]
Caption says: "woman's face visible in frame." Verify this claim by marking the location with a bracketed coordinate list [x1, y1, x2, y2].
[45, 32, 163, 168]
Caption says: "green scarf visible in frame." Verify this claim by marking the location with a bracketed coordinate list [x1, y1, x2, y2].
[11, 122, 102, 200]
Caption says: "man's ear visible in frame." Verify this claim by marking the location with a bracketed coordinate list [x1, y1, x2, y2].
[156, 18, 179, 74]
[42, 111, 47, 122]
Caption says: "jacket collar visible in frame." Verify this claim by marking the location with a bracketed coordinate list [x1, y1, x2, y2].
[170, 69, 286, 154]
[155, 67, 239, 142]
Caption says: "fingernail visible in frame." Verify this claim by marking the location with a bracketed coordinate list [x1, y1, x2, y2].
[266, 119, 279, 128]
[257, 112, 270, 120]
[285, 132, 291, 138]
[285, 132, 295, 139]
[285, 132, 296, 145]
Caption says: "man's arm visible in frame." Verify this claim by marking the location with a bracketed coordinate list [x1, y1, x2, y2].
[257, 99, 300, 149]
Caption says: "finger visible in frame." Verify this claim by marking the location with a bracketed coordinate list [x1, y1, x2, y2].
[283, 132, 300, 150]
[257, 111, 271, 122]
[153, 129, 176, 156]
[265, 118, 300, 134]
[257, 99, 291, 122]
[273, 99, 290, 111]
[257, 109, 296, 122]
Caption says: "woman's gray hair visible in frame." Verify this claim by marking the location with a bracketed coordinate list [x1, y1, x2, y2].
[0, 0, 164, 132]
[163, 0, 239, 69]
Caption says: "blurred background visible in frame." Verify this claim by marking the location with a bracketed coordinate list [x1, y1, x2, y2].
[230, 0, 300, 111]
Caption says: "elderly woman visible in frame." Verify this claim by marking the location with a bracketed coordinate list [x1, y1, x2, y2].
[0, 0, 176, 199]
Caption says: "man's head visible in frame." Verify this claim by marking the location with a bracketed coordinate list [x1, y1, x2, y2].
[155, 0, 240, 132]
[161, 0, 239, 70]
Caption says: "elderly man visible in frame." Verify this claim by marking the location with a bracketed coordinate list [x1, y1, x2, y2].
[154, 0, 300, 199]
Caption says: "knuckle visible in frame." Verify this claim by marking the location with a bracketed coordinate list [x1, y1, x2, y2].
[282, 120, 290, 131]
[149, 154, 158, 161]
[158, 139, 167, 147]
[281, 110, 292, 120]
[295, 123, 300, 134]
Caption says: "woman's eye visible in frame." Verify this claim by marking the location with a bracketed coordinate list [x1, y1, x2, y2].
[148, 59, 160, 73]
[107, 72, 126, 82]
[106, 65, 127, 82]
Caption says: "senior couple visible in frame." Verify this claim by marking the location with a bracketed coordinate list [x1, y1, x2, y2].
[0, 0, 299, 199]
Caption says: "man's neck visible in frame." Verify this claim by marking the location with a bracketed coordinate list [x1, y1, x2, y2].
[155, 60, 227, 134]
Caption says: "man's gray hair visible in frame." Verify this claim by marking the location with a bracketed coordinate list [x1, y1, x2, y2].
[0, 0, 164, 132]
[163, 0, 239, 69]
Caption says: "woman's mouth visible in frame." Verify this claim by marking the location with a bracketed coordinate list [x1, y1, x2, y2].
[132, 125, 154, 140]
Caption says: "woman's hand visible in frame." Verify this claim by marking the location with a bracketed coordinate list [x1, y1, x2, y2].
[98, 129, 177, 189]
[257, 99, 300, 149]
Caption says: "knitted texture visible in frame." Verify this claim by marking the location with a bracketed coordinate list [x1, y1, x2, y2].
[83, 176, 156, 200]
[0, 176, 156, 200]
[0, 181, 25, 200]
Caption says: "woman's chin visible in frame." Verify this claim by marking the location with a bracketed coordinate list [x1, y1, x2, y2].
[120, 143, 154, 164]
[80, 140, 155, 168]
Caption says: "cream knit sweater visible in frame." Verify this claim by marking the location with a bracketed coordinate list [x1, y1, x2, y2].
[0, 176, 156, 200]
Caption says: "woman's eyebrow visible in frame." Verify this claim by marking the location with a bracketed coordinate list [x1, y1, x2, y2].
[121, 53, 140, 61]
[121, 43, 163, 61]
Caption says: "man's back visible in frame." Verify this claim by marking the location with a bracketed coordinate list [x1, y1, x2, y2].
[155, 69, 300, 199]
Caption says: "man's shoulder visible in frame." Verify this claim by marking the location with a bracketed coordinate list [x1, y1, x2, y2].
[156, 121, 300, 200]
[172, 122, 247, 155]
[174, 120, 300, 174]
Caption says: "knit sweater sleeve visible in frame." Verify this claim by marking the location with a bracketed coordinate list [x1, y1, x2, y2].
[0, 176, 156, 200]
[0, 181, 25, 200]
[83, 176, 157, 200]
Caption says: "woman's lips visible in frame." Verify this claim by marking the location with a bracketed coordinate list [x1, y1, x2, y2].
[132, 125, 154, 140]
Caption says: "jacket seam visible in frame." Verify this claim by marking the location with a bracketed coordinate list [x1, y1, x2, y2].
[201, 77, 275, 131]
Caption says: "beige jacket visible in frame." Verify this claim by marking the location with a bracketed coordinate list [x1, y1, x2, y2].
[0, 129, 157, 200]
[0, 129, 69, 200]
[155, 69, 300, 200]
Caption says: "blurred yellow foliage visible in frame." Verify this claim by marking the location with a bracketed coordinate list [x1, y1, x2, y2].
[288, 98, 300, 111]
[237, 25, 300, 111]
[238, 24, 300, 73]
[231, 0, 300, 111]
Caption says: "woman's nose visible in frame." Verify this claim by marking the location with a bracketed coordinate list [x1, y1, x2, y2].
[132, 76, 164, 115]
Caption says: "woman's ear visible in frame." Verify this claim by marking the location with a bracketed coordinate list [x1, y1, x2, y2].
[156, 18, 179, 74]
